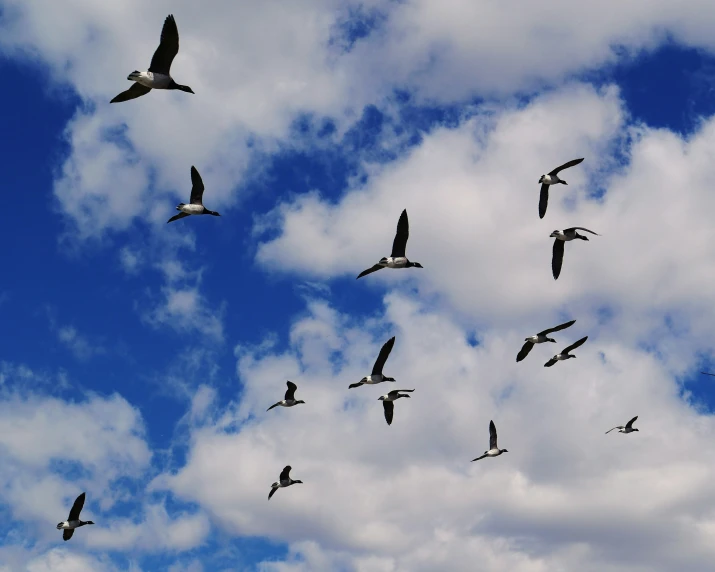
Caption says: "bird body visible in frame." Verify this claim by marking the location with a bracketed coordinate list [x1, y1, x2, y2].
[538, 158, 584, 218]
[267, 381, 305, 411]
[111, 15, 194, 103]
[357, 210, 423, 278]
[268, 466, 303, 500]
[378, 389, 414, 425]
[349, 337, 396, 388]
[550, 227, 599, 279]
[544, 336, 588, 367]
[472, 420, 508, 462]
[606, 416, 639, 434]
[56, 492, 94, 541]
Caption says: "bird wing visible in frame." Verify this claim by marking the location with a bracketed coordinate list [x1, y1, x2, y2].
[563, 336, 588, 354]
[549, 157, 584, 175]
[348, 381, 364, 389]
[516, 341, 534, 362]
[538, 320, 576, 336]
[268, 486, 278, 500]
[110, 82, 152, 103]
[266, 402, 281, 411]
[383, 400, 394, 425]
[167, 212, 190, 223]
[279, 466, 292, 481]
[189, 166, 205, 205]
[552, 238, 565, 280]
[625, 415, 638, 429]
[538, 184, 549, 219]
[68, 492, 85, 521]
[565, 227, 599, 235]
[285, 381, 297, 401]
[357, 264, 383, 279]
[149, 14, 180, 75]
[372, 336, 396, 375]
[63, 528, 74, 541]
[391, 209, 409, 258]
[544, 357, 558, 367]
[605, 426, 620, 434]
[489, 420, 498, 450]
[471, 454, 488, 462]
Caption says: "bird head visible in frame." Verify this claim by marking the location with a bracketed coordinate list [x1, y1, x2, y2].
[560, 179, 568, 185]
[210, 211, 221, 217]
[411, 262, 423, 268]
[547, 338, 556, 343]
[85, 521, 95, 525]
[501, 449, 509, 453]
[580, 235, 589, 241]
[384, 376, 396, 382]
[296, 400, 306, 405]
[293, 480, 303, 484]
[633, 428, 639, 432]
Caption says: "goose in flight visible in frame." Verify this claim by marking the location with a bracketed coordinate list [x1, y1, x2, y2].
[267, 381, 305, 411]
[544, 336, 588, 367]
[471, 420, 508, 461]
[167, 166, 220, 223]
[551, 227, 599, 280]
[516, 319, 576, 362]
[56, 492, 94, 541]
[111, 15, 194, 103]
[605, 416, 639, 434]
[349, 336, 396, 389]
[538, 158, 584, 218]
[357, 210, 423, 279]
[268, 466, 303, 500]
[378, 389, 414, 425]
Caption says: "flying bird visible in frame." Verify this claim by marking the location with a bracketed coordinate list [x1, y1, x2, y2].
[167, 166, 221, 223]
[378, 389, 414, 425]
[551, 227, 599, 280]
[56, 492, 95, 541]
[357, 210, 423, 279]
[516, 319, 576, 362]
[349, 336, 396, 389]
[544, 336, 588, 367]
[268, 466, 303, 500]
[701, 372, 715, 377]
[538, 158, 584, 218]
[471, 420, 509, 461]
[606, 416, 639, 434]
[267, 381, 305, 411]
[111, 15, 194, 103]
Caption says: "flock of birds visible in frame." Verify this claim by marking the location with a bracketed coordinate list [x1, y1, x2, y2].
[59, 11, 715, 540]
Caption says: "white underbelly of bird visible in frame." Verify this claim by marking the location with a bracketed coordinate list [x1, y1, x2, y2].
[179, 204, 204, 214]
[384, 257, 407, 268]
[129, 71, 171, 89]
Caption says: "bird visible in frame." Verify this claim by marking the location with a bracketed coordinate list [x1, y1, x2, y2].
[550, 227, 599, 280]
[471, 420, 508, 461]
[378, 389, 414, 425]
[268, 466, 303, 500]
[606, 416, 639, 434]
[357, 210, 423, 279]
[516, 319, 576, 362]
[267, 381, 305, 411]
[544, 336, 588, 367]
[56, 492, 94, 541]
[167, 166, 220, 223]
[701, 372, 715, 377]
[349, 336, 396, 389]
[538, 158, 584, 218]
[111, 15, 194, 103]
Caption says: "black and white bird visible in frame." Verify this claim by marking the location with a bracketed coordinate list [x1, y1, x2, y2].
[701, 372, 715, 377]
[538, 158, 584, 218]
[516, 319, 576, 362]
[349, 336, 396, 389]
[606, 416, 639, 434]
[267, 381, 305, 411]
[471, 420, 508, 461]
[357, 210, 423, 279]
[111, 15, 194, 103]
[378, 389, 414, 425]
[550, 227, 599, 280]
[167, 166, 220, 223]
[56, 492, 94, 541]
[268, 466, 303, 500]
[544, 336, 588, 367]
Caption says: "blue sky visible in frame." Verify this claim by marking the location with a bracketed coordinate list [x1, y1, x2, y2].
[4, 2, 715, 571]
